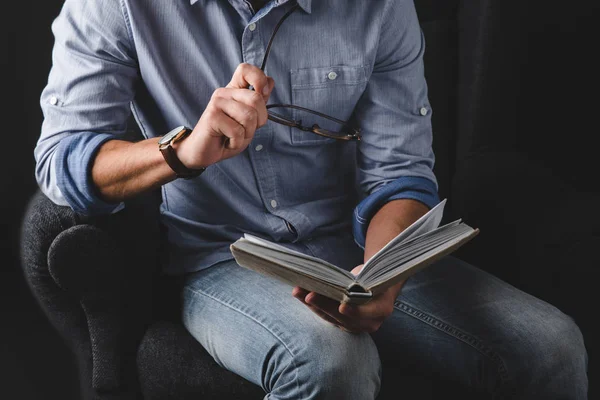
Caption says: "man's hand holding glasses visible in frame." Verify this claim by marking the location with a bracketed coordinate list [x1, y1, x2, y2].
[176, 63, 274, 170]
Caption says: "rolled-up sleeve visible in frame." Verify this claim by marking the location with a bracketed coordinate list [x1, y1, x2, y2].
[352, 0, 440, 248]
[34, 0, 139, 215]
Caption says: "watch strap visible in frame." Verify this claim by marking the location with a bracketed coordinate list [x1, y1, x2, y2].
[161, 144, 205, 179]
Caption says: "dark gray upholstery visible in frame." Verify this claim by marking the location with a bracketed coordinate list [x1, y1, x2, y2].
[18, 0, 598, 398]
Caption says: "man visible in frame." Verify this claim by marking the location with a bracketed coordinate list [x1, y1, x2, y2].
[35, 0, 588, 398]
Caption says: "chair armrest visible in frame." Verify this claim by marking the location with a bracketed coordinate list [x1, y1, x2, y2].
[20, 189, 161, 399]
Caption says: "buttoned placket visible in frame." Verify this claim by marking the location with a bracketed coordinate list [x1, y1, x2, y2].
[240, 4, 300, 240]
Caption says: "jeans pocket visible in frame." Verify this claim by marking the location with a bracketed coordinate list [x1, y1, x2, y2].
[290, 65, 367, 145]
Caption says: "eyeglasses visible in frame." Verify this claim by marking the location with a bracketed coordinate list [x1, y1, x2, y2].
[257, 3, 361, 141]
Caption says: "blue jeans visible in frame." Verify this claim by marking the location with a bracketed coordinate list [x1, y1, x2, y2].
[182, 256, 588, 399]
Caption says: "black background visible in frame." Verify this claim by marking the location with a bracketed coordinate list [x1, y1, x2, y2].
[2, 1, 79, 397]
[1, 0, 598, 398]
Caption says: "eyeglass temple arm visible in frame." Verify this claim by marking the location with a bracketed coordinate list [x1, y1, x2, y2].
[267, 104, 348, 126]
[260, 3, 300, 72]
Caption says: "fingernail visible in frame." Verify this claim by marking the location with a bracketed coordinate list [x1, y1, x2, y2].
[262, 85, 270, 95]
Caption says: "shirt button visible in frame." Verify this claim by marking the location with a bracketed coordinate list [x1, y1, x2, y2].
[327, 71, 338, 80]
[270, 199, 278, 208]
[419, 107, 429, 116]
[50, 96, 58, 105]
[255, 144, 263, 151]
[249, 23, 257, 31]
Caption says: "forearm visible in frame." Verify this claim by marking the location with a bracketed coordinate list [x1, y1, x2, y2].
[91, 64, 274, 205]
[91, 137, 176, 203]
[363, 198, 429, 262]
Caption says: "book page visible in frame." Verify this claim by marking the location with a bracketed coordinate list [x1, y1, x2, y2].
[359, 222, 470, 284]
[357, 198, 447, 279]
[364, 227, 479, 293]
[232, 248, 352, 303]
[242, 234, 356, 280]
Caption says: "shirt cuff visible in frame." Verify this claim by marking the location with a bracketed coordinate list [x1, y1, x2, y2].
[55, 132, 124, 215]
[352, 176, 440, 249]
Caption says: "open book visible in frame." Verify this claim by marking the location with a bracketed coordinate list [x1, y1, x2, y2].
[230, 199, 479, 304]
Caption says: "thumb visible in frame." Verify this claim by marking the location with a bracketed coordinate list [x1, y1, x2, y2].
[351, 264, 364, 276]
[263, 76, 275, 103]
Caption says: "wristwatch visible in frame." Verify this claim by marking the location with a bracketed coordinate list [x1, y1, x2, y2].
[158, 126, 206, 179]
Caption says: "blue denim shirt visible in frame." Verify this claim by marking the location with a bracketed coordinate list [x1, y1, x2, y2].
[35, 0, 439, 274]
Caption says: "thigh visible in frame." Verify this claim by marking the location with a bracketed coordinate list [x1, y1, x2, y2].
[182, 260, 380, 397]
[372, 256, 586, 396]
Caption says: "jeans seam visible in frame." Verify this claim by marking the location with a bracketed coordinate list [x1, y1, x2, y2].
[393, 300, 512, 394]
[184, 285, 300, 395]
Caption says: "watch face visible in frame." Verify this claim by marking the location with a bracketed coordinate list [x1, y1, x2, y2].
[158, 125, 187, 145]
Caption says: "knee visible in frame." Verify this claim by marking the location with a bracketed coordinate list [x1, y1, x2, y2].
[532, 311, 586, 370]
[512, 306, 588, 394]
[276, 324, 381, 400]
[314, 328, 381, 395]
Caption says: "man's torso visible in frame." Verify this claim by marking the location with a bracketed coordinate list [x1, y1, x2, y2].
[125, 0, 389, 273]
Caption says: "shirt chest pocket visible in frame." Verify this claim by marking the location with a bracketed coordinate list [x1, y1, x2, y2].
[290, 65, 368, 145]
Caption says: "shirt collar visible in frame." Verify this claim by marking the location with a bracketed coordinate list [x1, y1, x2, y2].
[190, 0, 312, 14]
